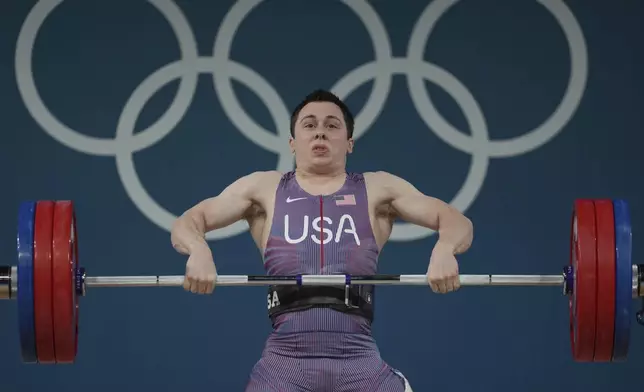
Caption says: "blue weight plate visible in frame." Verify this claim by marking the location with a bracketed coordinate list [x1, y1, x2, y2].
[612, 199, 632, 361]
[17, 201, 37, 363]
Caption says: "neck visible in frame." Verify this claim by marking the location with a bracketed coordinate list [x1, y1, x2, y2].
[295, 166, 346, 181]
[294, 167, 347, 196]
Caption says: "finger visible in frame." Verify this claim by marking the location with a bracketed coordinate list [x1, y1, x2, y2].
[202, 279, 212, 294]
[428, 279, 439, 293]
[427, 274, 437, 291]
[452, 276, 461, 291]
[195, 278, 205, 294]
[183, 277, 191, 292]
[437, 280, 448, 294]
[199, 279, 209, 294]
[185, 279, 193, 292]
[200, 278, 210, 294]
[449, 275, 460, 291]
[190, 279, 200, 293]
[207, 275, 216, 294]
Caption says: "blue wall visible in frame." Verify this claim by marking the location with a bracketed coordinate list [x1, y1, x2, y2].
[2, 0, 643, 390]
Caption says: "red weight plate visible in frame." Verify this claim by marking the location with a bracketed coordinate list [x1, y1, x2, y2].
[72, 212, 79, 359]
[569, 200, 597, 362]
[52, 201, 77, 363]
[593, 200, 616, 362]
[33, 201, 56, 363]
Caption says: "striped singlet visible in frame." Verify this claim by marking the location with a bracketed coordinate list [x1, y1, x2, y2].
[245, 171, 408, 392]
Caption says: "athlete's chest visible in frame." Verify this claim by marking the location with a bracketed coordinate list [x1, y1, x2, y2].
[273, 191, 372, 246]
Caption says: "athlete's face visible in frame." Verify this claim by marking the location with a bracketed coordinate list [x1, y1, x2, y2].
[290, 101, 354, 171]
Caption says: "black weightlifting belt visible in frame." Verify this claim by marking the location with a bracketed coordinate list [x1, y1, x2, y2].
[267, 284, 375, 324]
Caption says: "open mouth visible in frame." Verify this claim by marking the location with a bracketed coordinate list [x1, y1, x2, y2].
[312, 145, 329, 154]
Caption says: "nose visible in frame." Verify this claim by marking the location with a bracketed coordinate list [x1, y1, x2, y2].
[314, 132, 328, 140]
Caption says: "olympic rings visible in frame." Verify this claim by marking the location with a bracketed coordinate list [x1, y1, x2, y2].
[14, 0, 588, 242]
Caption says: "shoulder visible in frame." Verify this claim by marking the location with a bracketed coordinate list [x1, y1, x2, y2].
[221, 171, 283, 198]
[245, 170, 284, 183]
[363, 171, 422, 198]
[363, 171, 404, 188]
[234, 170, 283, 188]
[362, 171, 398, 200]
[235, 172, 284, 216]
[363, 171, 395, 181]
[248, 171, 284, 194]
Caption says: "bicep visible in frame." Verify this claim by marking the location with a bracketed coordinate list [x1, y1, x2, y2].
[191, 172, 263, 231]
[384, 173, 448, 230]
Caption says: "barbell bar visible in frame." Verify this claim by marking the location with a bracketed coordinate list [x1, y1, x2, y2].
[2, 199, 642, 365]
[0, 270, 571, 294]
[84, 272, 568, 287]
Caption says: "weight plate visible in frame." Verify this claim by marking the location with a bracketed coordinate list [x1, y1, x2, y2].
[34, 201, 56, 364]
[592, 200, 615, 362]
[612, 199, 632, 361]
[17, 201, 37, 363]
[52, 201, 78, 363]
[569, 199, 597, 362]
[72, 209, 79, 360]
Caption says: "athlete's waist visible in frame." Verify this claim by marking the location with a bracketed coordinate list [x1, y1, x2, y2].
[271, 307, 373, 334]
[264, 318, 379, 359]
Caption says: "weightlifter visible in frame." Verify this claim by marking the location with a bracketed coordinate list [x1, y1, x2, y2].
[170, 89, 474, 391]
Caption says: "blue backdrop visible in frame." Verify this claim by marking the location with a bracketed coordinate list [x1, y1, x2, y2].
[2, 0, 643, 391]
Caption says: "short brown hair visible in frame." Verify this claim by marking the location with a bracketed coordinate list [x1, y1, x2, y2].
[289, 89, 355, 139]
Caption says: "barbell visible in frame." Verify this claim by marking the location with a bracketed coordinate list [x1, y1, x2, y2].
[2, 199, 642, 365]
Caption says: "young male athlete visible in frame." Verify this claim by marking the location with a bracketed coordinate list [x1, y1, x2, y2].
[170, 89, 474, 391]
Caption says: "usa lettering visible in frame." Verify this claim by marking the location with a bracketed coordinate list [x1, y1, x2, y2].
[267, 291, 280, 309]
[283, 214, 361, 245]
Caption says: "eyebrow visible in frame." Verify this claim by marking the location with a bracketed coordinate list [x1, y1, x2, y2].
[299, 114, 342, 123]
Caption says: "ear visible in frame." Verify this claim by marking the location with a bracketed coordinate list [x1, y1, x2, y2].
[289, 136, 295, 154]
[347, 138, 354, 154]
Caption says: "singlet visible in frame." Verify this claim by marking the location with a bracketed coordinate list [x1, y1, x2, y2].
[263, 171, 380, 335]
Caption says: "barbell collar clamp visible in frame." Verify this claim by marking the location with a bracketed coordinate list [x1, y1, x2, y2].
[0, 266, 17, 300]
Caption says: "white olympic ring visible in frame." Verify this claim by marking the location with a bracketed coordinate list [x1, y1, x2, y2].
[14, 0, 588, 242]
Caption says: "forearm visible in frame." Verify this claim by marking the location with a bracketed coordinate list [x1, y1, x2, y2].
[435, 206, 473, 255]
[171, 208, 210, 255]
